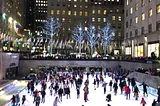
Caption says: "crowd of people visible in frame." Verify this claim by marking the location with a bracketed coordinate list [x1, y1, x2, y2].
[10, 68, 160, 106]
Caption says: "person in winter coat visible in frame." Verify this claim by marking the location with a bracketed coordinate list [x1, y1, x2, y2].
[119, 81, 124, 94]
[134, 85, 140, 100]
[152, 99, 157, 106]
[33, 89, 39, 103]
[22, 95, 26, 105]
[54, 83, 59, 96]
[113, 82, 118, 95]
[106, 94, 111, 102]
[40, 89, 46, 103]
[65, 86, 70, 99]
[27, 82, 31, 93]
[83, 86, 89, 102]
[124, 85, 128, 96]
[140, 82, 148, 96]
[157, 94, 160, 103]
[102, 82, 107, 94]
[35, 94, 41, 106]
[15, 94, 20, 105]
[77, 86, 80, 99]
[93, 79, 96, 90]
[140, 97, 146, 106]
[53, 96, 61, 106]
[11, 95, 16, 106]
[126, 86, 131, 100]
[131, 78, 136, 91]
[109, 80, 113, 91]
[58, 87, 63, 101]
[127, 77, 131, 86]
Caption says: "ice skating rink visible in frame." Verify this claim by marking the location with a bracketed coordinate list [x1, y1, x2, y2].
[21, 75, 156, 106]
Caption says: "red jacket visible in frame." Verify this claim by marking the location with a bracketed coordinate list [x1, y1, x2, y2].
[141, 98, 146, 105]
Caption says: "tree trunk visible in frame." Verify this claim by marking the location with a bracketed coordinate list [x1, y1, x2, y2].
[79, 42, 81, 55]
[91, 45, 93, 57]
[104, 46, 107, 56]
[50, 36, 53, 56]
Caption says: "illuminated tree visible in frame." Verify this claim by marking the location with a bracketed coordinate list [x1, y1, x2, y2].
[72, 23, 84, 54]
[41, 17, 61, 55]
[100, 23, 115, 56]
[85, 24, 100, 56]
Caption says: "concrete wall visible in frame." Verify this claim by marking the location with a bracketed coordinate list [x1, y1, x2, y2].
[0, 52, 20, 79]
[128, 72, 160, 89]
[19, 60, 160, 76]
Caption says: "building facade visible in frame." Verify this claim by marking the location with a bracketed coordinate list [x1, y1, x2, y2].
[0, 0, 25, 51]
[124, 0, 160, 57]
[47, 0, 124, 55]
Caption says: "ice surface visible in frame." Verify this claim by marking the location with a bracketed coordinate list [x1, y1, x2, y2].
[21, 75, 156, 106]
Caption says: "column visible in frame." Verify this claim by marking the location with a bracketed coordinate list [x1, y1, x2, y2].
[144, 36, 148, 57]
[131, 40, 135, 57]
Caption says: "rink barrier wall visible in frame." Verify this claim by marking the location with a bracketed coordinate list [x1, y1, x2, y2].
[4, 86, 27, 106]
[136, 82, 158, 97]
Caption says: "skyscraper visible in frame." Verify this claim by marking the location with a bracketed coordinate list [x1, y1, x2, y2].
[47, 0, 124, 54]
[124, 0, 160, 57]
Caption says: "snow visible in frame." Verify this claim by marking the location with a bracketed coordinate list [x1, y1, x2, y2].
[21, 75, 156, 106]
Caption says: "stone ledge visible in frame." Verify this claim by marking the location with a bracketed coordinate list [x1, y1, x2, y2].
[127, 72, 160, 88]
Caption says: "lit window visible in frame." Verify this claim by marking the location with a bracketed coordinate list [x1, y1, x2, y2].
[92, 18, 95, 22]
[68, 28, 71, 31]
[103, 18, 106, 22]
[141, 13, 145, 21]
[85, 12, 88, 16]
[74, 11, 77, 16]
[135, 16, 138, 23]
[98, 10, 101, 14]
[98, 26, 100, 29]
[117, 9, 119, 12]
[104, 10, 107, 15]
[157, 5, 160, 13]
[98, 18, 101, 22]
[118, 16, 121, 21]
[80, 0, 82, 2]
[110, 10, 113, 13]
[74, 0, 77, 1]
[112, 16, 116, 20]
[149, 9, 152, 17]
[135, 4, 138, 11]
[80, 5, 82, 8]
[63, 28, 65, 31]
[85, 0, 88, 2]
[74, 5, 77, 8]
[79, 11, 82, 16]
[92, 10, 95, 15]
[118, 32, 121, 36]
[51, 10, 54, 14]
[126, 0, 129, 5]
[85, 6, 88, 8]
[130, 7, 133, 14]
[57, 10, 60, 15]
[68, 11, 71, 15]
[141, 0, 145, 7]
[62, 10, 65, 15]
[62, 18, 65, 22]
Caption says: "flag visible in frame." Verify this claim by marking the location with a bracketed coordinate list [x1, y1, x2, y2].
[14, 24, 19, 34]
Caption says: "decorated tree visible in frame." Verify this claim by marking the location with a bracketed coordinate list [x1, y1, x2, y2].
[72, 23, 84, 55]
[85, 24, 99, 56]
[41, 17, 61, 55]
[100, 23, 115, 56]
